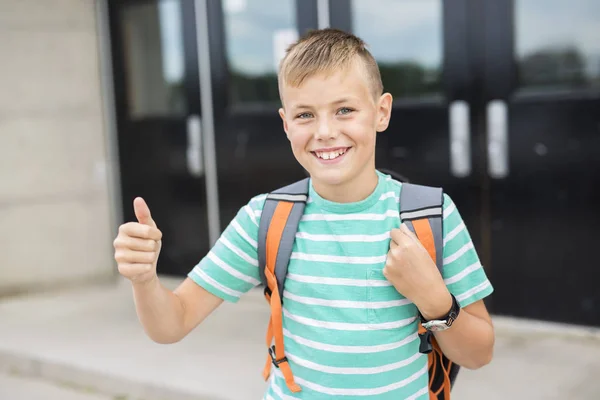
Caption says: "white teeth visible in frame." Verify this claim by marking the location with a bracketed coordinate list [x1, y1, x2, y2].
[316, 148, 347, 160]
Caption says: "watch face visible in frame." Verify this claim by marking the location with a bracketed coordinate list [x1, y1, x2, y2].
[423, 320, 450, 332]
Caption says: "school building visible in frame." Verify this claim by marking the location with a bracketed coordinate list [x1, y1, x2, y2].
[1, 0, 599, 327]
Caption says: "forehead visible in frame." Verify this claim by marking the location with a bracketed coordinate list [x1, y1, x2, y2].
[281, 61, 374, 108]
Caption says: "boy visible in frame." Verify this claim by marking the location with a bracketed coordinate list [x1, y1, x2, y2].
[113, 29, 495, 399]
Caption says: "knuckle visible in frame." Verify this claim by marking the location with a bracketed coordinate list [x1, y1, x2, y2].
[115, 250, 128, 263]
[113, 236, 127, 248]
[117, 263, 128, 275]
[384, 257, 393, 269]
[121, 222, 134, 232]
[115, 250, 131, 263]
[145, 252, 156, 263]
[149, 228, 160, 240]
[142, 264, 153, 273]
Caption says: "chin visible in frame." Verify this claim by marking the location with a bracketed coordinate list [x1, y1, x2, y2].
[308, 168, 352, 187]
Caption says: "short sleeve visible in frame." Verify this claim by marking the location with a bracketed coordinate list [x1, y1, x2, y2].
[441, 193, 494, 307]
[187, 194, 267, 302]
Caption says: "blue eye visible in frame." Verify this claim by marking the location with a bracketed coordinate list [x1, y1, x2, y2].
[338, 107, 354, 115]
[296, 112, 313, 119]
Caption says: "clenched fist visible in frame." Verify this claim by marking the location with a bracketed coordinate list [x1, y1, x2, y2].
[113, 197, 163, 284]
[383, 223, 452, 320]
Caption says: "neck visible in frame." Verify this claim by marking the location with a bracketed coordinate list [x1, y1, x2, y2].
[312, 166, 378, 203]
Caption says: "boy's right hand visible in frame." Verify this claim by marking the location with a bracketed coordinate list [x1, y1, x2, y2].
[113, 197, 163, 284]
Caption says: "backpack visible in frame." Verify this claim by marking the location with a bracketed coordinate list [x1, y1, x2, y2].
[257, 171, 459, 399]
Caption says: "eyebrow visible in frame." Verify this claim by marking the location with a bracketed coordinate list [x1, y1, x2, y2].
[292, 97, 357, 111]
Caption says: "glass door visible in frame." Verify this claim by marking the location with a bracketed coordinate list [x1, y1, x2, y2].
[328, 0, 486, 263]
[204, 0, 320, 226]
[109, 0, 216, 276]
[481, 0, 600, 325]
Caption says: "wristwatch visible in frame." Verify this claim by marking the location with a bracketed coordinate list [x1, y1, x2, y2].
[419, 293, 461, 332]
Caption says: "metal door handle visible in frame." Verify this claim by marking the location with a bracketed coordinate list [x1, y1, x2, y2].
[186, 114, 204, 177]
[449, 100, 471, 178]
[486, 100, 509, 178]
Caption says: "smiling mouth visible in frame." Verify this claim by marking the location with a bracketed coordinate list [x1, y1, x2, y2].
[311, 147, 351, 160]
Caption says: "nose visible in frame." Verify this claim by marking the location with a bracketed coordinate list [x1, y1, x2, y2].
[314, 116, 337, 141]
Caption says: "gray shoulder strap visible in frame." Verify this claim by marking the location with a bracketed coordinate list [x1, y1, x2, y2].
[399, 183, 444, 271]
[258, 178, 309, 301]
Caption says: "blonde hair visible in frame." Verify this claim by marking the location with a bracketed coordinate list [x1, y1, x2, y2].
[278, 28, 383, 102]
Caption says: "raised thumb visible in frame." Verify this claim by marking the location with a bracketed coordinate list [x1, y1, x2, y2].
[133, 197, 156, 227]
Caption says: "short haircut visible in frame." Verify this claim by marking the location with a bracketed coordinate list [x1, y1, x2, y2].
[278, 28, 383, 102]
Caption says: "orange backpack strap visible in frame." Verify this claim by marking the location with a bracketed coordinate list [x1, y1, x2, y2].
[257, 179, 309, 393]
[400, 183, 458, 400]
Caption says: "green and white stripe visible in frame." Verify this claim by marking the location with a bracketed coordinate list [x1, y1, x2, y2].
[189, 170, 494, 399]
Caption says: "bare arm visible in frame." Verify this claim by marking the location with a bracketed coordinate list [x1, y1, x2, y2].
[385, 224, 494, 370]
[420, 297, 494, 369]
[131, 276, 223, 344]
[115, 197, 224, 344]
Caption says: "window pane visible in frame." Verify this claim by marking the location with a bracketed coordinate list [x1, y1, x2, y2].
[515, 0, 600, 92]
[121, 0, 186, 118]
[351, 0, 443, 99]
[222, 0, 297, 104]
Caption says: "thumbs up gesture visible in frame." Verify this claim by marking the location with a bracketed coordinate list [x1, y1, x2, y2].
[113, 197, 163, 284]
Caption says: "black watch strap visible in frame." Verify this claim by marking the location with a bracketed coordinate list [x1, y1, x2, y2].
[419, 293, 461, 326]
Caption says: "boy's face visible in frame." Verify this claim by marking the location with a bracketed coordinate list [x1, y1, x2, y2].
[278, 60, 392, 194]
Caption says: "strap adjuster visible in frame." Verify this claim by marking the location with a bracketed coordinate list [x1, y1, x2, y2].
[419, 330, 433, 354]
[264, 285, 272, 298]
[268, 346, 288, 368]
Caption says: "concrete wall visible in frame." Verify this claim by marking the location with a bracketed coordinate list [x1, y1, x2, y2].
[0, 0, 117, 295]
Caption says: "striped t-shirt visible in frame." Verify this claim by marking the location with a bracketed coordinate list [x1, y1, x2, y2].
[189, 170, 494, 399]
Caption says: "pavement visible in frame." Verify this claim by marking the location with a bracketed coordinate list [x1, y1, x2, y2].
[1, 276, 600, 400]
[0, 372, 113, 400]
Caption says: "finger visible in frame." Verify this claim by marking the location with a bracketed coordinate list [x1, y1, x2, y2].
[120, 222, 162, 241]
[390, 228, 404, 244]
[134, 197, 157, 228]
[400, 223, 427, 251]
[115, 249, 157, 264]
[399, 223, 417, 240]
[113, 236, 158, 252]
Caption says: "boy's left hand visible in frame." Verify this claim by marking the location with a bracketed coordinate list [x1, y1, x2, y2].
[383, 223, 452, 320]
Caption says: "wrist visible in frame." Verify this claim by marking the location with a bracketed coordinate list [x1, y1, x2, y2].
[132, 272, 159, 289]
[416, 288, 453, 321]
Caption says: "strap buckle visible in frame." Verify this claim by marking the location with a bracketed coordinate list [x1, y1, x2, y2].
[268, 346, 288, 368]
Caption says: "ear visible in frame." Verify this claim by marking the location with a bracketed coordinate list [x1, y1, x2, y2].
[375, 92, 393, 132]
[279, 107, 290, 139]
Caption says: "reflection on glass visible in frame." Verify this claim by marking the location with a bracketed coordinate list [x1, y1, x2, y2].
[516, 0, 600, 91]
[351, 0, 442, 99]
[121, 0, 186, 118]
[222, 0, 296, 104]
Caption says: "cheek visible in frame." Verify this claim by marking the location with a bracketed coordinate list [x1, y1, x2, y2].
[347, 119, 376, 148]
[287, 125, 312, 151]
